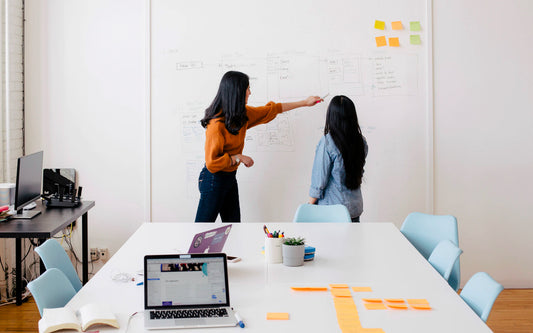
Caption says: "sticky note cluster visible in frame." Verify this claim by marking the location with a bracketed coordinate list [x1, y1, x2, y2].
[374, 20, 422, 47]
[362, 298, 432, 310]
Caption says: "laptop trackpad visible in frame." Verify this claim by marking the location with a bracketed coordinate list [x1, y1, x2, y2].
[176, 318, 207, 327]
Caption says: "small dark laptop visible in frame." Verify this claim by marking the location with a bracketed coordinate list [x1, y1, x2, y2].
[144, 253, 237, 330]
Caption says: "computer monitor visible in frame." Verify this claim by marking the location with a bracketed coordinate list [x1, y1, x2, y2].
[12, 151, 43, 219]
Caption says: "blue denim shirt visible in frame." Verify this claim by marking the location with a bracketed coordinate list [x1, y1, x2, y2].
[309, 133, 368, 218]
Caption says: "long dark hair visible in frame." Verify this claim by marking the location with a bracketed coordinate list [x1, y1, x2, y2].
[324, 95, 366, 189]
[200, 71, 249, 135]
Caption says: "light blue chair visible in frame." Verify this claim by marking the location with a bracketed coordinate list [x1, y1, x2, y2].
[400, 212, 461, 291]
[293, 204, 351, 222]
[460, 272, 503, 322]
[428, 239, 463, 282]
[27, 268, 77, 316]
[35, 239, 83, 292]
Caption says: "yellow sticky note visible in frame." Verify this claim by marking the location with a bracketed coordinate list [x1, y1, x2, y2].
[352, 286, 373, 292]
[387, 303, 408, 310]
[375, 36, 387, 47]
[406, 299, 429, 305]
[389, 37, 400, 47]
[329, 283, 349, 289]
[266, 312, 289, 320]
[364, 303, 387, 310]
[362, 298, 383, 303]
[331, 289, 352, 297]
[374, 20, 386, 30]
[391, 21, 403, 30]
[410, 35, 421, 45]
[360, 329, 386, 333]
[410, 21, 421, 31]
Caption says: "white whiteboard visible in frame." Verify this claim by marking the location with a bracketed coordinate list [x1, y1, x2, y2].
[150, 0, 430, 222]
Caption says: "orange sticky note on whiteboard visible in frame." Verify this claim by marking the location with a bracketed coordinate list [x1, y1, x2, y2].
[391, 21, 403, 30]
[364, 302, 387, 310]
[329, 284, 349, 289]
[267, 312, 289, 320]
[331, 289, 352, 297]
[411, 304, 432, 310]
[352, 287, 373, 292]
[388, 303, 409, 310]
[389, 37, 400, 47]
[406, 299, 429, 305]
[375, 36, 387, 47]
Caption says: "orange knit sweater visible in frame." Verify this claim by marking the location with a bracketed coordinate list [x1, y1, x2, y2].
[204, 102, 283, 173]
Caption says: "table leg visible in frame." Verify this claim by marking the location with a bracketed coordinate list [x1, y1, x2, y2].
[38, 238, 46, 274]
[82, 212, 88, 284]
[15, 238, 21, 306]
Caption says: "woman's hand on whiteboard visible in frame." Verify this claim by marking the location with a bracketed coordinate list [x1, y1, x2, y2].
[304, 96, 323, 106]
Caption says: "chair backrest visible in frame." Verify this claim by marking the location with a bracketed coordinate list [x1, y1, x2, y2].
[27, 268, 77, 316]
[428, 239, 463, 282]
[293, 204, 351, 222]
[460, 272, 504, 322]
[35, 239, 83, 291]
[400, 212, 461, 291]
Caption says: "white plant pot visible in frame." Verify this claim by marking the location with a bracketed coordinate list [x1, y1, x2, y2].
[282, 244, 305, 267]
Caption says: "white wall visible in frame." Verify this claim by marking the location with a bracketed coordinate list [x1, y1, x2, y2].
[24, 0, 148, 260]
[24, 0, 533, 287]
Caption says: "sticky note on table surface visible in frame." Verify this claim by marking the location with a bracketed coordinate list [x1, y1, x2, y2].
[352, 286, 372, 292]
[364, 302, 387, 310]
[329, 283, 349, 289]
[374, 20, 385, 30]
[384, 298, 405, 303]
[375, 36, 387, 47]
[266, 312, 289, 320]
[406, 299, 429, 305]
[290, 287, 328, 291]
[410, 35, 421, 45]
[389, 37, 400, 47]
[391, 21, 403, 30]
[331, 288, 352, 297]
[362, 298, 383, 303]
[411, 304, 432, 310]
[410, 21, 421, 31]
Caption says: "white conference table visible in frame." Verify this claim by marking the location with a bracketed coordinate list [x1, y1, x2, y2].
[67, 222, 491, 332]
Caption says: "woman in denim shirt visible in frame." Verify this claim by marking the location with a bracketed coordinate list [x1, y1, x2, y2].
[309, 95, 367, 222]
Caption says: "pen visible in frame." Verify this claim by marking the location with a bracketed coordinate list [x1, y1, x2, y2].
[263, 225, 270, 235]
[136, 282, 143, 286]
[321, 93, 330, 99]
[235, 312, 245, 328]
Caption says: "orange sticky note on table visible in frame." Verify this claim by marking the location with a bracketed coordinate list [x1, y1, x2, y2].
[352, 287, 373, 292]
[374, 20, 385, 30]
[291, 287, 328, 291]
[387, 303, 408, 310]
[375, 36, 387, 47]
[391, 21, 403, 30]
[364, 302, 387, 310]
[411, 304, 432, 310]
[385, 298, 405, 303]
[406, 299, 429, 305]
[329, 284, 349, 289]
[362, 298, 383, 303]
[331, 288, 352, 297]
[267, 312, 289, 320]
[389, 37, 400, 47]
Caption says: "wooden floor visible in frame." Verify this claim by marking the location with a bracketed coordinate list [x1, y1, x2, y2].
[1, 289, 532, 332]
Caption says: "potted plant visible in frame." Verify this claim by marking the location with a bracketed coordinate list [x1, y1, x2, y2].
[282, 237, 305, 266]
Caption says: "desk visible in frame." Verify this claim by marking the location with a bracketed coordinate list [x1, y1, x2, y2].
[68, 223, 491, 332]
[0, 200, 95, 305]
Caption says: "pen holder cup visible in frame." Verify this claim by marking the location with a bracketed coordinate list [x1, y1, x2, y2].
[265, 237, 283, 264]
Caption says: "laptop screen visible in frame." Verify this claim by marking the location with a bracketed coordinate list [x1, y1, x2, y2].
[144, 253, 230, 309]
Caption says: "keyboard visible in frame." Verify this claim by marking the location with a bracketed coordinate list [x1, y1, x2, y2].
[150, 308, 228, 320]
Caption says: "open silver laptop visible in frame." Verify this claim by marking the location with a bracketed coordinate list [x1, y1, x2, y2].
[144, 253, 237, 330]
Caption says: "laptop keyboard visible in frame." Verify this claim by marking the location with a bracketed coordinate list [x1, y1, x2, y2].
[150, 308, 229, 320]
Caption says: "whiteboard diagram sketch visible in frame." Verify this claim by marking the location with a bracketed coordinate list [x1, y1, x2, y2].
[151, 0, 431, 222]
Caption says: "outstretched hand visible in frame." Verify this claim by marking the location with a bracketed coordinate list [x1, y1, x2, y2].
[239, 154, 254, 168]
[304, 96, 323, 106]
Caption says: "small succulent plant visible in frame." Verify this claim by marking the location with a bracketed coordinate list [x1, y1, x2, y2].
[283, 237, 305, 246]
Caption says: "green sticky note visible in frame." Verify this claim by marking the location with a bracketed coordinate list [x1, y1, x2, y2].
[410, 21, 421, 31]
[374, 20, 385, 30]
[410, 35, 421, 45]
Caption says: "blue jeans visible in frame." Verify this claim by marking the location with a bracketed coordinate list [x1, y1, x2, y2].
[195, 166, 241, 222]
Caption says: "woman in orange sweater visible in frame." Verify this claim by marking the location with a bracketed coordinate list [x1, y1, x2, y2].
[195, 71, 321, 222]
